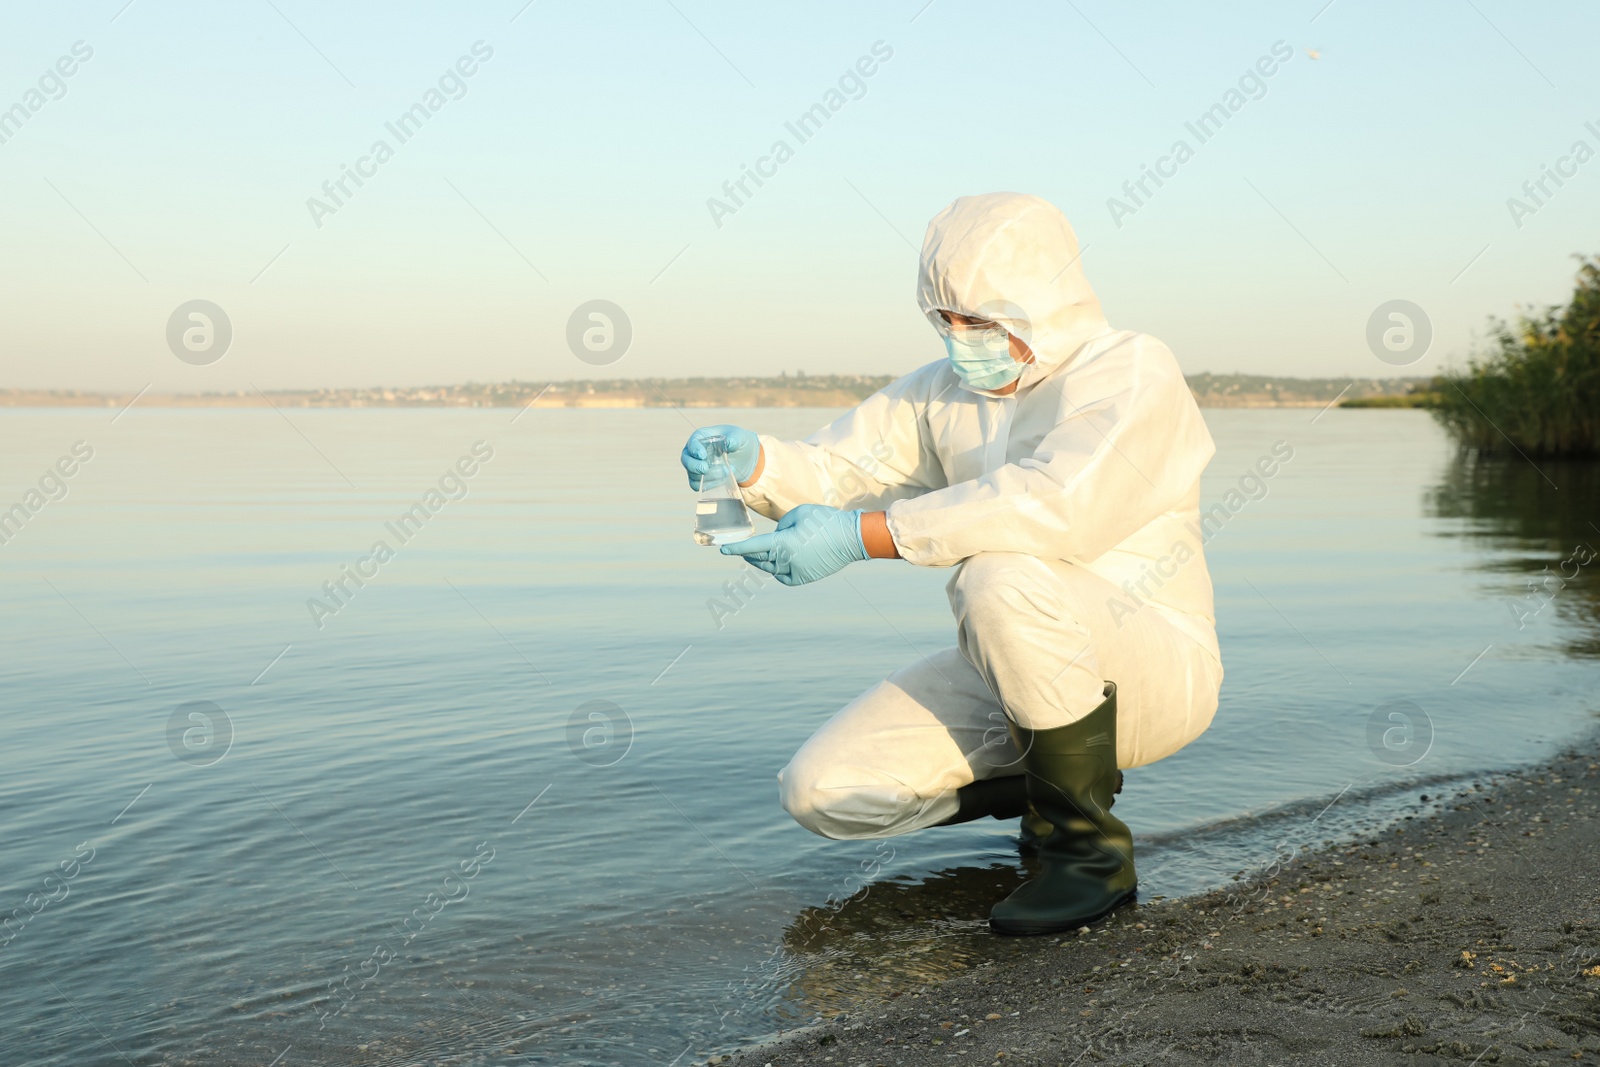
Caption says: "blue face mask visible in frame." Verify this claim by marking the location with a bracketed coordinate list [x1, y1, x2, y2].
[943, 325, 1022, 391]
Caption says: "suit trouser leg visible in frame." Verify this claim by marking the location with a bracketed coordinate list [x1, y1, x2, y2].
[949, 553, 1223, 768]
[778, 647, 1017, 840]
[778, 554, 1223, 840]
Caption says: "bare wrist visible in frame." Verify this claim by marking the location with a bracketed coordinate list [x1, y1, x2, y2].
[860, 511, 902, 559]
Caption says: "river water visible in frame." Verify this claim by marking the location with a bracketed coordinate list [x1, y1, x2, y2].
[1, 406, 1595, 1066]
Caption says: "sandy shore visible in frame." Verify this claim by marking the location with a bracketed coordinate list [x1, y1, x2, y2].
[728, 744, 1600, 1067]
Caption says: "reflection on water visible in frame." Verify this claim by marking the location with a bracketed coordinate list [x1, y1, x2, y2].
[1427, 451, 1600, 657]
[773, 865, 1026, 1021]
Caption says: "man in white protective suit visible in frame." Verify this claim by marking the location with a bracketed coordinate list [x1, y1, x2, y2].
[678, 192, 1223, 935]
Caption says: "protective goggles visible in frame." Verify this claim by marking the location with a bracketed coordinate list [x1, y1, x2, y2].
[929, 310, 1010, 349]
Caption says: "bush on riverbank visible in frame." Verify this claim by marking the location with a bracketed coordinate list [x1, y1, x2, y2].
[1431, 256, 1600, 456]
[1341, 390, 1441, 409]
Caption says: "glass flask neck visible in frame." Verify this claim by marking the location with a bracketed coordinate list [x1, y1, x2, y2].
[699, 436, 737, 495]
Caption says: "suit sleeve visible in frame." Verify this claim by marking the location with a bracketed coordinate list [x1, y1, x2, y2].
[739, 366, 950, 520]
[883, 352, 1214, 567]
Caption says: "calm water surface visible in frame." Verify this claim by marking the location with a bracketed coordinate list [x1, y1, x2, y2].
[1, 407, 1596, 1066]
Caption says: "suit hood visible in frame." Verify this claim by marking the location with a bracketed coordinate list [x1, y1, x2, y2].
[917, 192, 1112, 381]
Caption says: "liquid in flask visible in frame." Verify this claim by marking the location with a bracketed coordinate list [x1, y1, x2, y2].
[693, 435, 754, 546]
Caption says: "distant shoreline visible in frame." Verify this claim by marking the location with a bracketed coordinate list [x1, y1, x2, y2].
[0, 374, 1429, 411]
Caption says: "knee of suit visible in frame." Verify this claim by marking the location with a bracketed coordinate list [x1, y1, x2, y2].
[778, 755, 920, 841]
[950, 552, 1066, 641]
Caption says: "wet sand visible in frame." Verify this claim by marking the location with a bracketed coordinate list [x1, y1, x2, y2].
[727, 744, 1600, 1066]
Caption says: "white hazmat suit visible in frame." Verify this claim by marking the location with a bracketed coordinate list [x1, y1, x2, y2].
[740, 193, 1224, 841]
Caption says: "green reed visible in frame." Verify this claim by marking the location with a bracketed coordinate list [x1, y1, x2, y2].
[1431, 256, 1600, 456]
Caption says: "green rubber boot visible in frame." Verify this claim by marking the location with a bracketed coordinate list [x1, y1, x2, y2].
[989, 683, 1136, 936]
[1017, 807, 1053, 854]
[937, 776, 1053, 854]
[938, 775, 1029, 825]
[1018, 773, 1121, 853]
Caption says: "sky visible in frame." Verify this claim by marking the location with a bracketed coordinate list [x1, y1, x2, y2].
[1, 0, 1596, 391]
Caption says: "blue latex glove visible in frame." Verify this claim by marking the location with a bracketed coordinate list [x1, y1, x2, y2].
[720, 504, 867, 586]
[680, 424, 760, 489]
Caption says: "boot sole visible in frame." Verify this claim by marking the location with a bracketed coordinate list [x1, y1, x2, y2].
[988, 888, 1137, 937]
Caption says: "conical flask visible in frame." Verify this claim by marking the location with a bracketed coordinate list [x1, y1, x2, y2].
[692, 434, 754, 546]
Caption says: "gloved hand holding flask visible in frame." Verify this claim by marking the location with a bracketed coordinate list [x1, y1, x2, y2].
[718, 504, 868, 586]
[680, 424, 760, 489]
